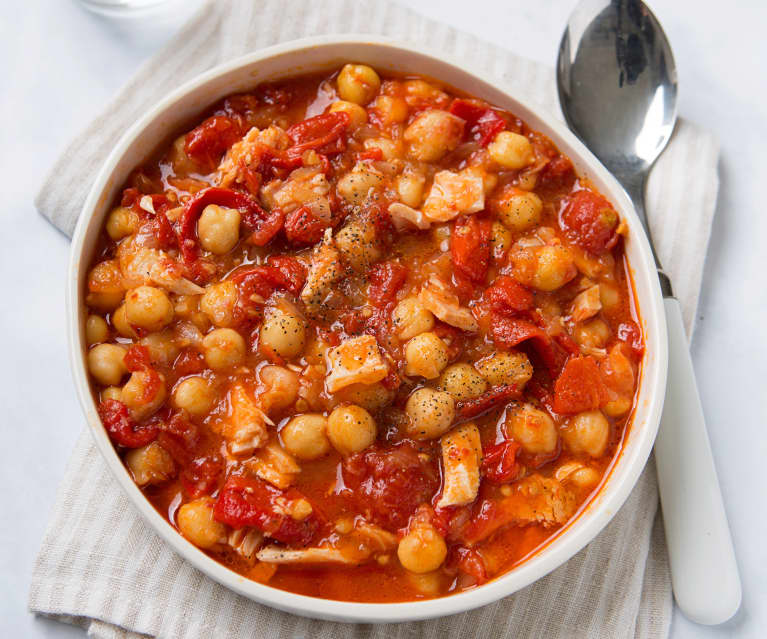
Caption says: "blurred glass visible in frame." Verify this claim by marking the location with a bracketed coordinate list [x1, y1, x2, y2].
[77, 0, 175, 16]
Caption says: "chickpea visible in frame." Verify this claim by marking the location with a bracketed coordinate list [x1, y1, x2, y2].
[85, 314, 108, 345]
[177, 497, 227, 550]
[507, 403, 558, 455]
[373, 95, 408, 124]
[397, 523, 447, 573]
[337, 64, 381, 105]
[555, 461, 601, 490]
[333, 382, 394, 413]
[125, 285, 174, 331]
[393, 297, 435, 341]
[490, 221, 512, 259]
[125, 442, 175, 486]
[599, 282, 621, 312]
[173, 376, 215, 416]
[260, 306, 306, 360]
[438, 363, 488, 401]
[86, 260, 125, 311]
[197, 204, 241, 255]
[202, 328, 246, 370]
[404, 110, 464, 161]
[327, 404, 377, 456]
[603, 396, 633, 418]
[336, 166, 384, 206]
[562, 410, 610, 457]
[395, 172, 426, 208]
[364, 137, 403, 161]
[101, 386, 122, 402]
[329, 100, 368, 128]
[111, 304, 138, 339]
[405, 332, 449, 379]
[494, 188, 543, 232]
[200, 281, 237, 328]
[574, 318, 611, 349]
[121, 371, 166, 421]
[474, 352, 533, 388]
[105, 206, 139, 241]
[531, 245, 577, 292]
[87, 343, 127, 386]
[281, 414, 330, 460]
[259, 365, 300, 414]
[487, 131, 534, 169]
[405, 388, 455, 440]
[335, 219, 380, 271]
[139, 331, 179, 366]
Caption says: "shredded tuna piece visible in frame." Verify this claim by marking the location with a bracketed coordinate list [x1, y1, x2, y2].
[463, 474, 577, 545]
[422, 169, 485, 222]
[437, 422, 482, 508]
[325, 334, 389, 393]
[256, 546, 354, 564]
[419, 276, 478, 332]
[217, 126, 290, 188]
[300, 230, 344, 316]
[571, 284, 602, 322]
[220, 384, 269, 456]
[227, 528, 265, 560]
[388, 202, 431, 230]
[245, 440, 301, 489]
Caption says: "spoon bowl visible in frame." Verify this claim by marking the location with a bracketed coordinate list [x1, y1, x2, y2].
[558, 0, 677, 178]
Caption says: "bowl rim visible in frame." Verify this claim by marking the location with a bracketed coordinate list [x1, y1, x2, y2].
[67, 34, 668, 623]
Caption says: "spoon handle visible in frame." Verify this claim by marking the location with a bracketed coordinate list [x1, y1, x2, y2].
[654, 298, 741, 624]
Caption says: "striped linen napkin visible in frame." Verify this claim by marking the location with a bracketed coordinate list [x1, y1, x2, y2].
[31, 0, 720, 637]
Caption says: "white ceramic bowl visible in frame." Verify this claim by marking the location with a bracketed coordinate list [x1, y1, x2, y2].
[67, 35, 668, 623]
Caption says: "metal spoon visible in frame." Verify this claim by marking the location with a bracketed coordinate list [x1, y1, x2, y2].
[557, 0, 740, 625]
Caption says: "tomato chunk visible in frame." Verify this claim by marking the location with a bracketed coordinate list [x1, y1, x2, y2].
[342, 443, 439, 531]
[367, 261, 408, 308]
[214, 475, 318, 545]
[181, 457, 223, 498]
[451, 216, 492, 283]
[483, 275, 534, 315]
[98, 399, 158, 448]
[552, 355, 608, 414]
[283, 205, 328, 245]
[560, 188, 619, 254]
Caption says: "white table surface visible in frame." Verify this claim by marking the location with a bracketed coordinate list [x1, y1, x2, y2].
[1, 0, 765, 637]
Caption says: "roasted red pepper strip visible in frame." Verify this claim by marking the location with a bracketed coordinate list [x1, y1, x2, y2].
[286, 111, 350, 156]
[449, 98, 507, 147]
[178, 187, 274, 262]
[481, 440, 523, 484]
[184, 115, 242, 168]
[213, 475, 318, 545]
[98, 399, 158, 448]
[454, 384, 520, 423]
[489, 316, 556, 370]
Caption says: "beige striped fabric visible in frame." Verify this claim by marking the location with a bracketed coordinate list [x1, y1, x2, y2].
[31, 0, 720, 637]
